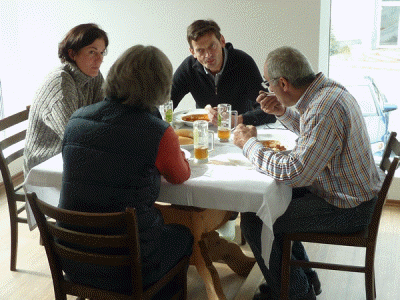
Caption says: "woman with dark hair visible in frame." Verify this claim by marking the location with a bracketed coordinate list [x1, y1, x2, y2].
[23, 23, 108, 174]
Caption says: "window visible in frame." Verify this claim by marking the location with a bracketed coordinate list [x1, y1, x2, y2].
[379, 0, 400, 47]
[346, 85, 377, 115]
[329, 0, 400, 158]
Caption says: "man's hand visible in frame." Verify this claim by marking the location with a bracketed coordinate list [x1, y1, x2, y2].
[205, 105, 218, 126]
[233, 124, 257, 149]
[256, 91, 286, 117]
[205, 104, 243, 127]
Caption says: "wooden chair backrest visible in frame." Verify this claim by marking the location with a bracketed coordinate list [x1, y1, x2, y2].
[0, 106, 30, 197]
[379, 132, 400, 172]
[26, 192, 143, 299]
[369, 131, 399, 245]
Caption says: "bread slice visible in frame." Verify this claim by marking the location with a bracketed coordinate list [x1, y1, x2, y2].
[175, 128, 193, 138]
[178, 136, 194, 145]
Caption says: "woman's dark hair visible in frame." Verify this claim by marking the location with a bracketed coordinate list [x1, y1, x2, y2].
[187, 19, 221, 48]
[58, 23, 109, 63]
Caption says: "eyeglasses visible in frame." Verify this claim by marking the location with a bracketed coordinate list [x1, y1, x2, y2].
[261, 77, 278, 89]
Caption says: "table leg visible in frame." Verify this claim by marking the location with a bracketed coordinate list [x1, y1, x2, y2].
[191, 211, 226, 300]
[201, 230, 256, 277]
[155, 203, 255, 300]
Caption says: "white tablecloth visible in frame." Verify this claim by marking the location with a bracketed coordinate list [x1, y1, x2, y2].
[24, 126, 296, 266]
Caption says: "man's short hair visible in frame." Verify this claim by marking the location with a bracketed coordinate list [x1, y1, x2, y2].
[187, 19, 222, 48]
[104, 45, 173, 110]
[266, 46, 316, 88]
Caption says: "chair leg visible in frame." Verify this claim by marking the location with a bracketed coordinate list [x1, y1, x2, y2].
[280, 238, 292, 300]
[365, 268, 375, 300]
[9, 214, 18, 271]
[181, 267, 188, 300]
[365, 248, 376, 300]
[39, 234, 44, 246]
[240, 232, 246, 245]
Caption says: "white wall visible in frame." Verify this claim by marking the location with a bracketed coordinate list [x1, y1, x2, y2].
[2, 0, 399, 201]
[0, 0, 334, 182]
[0, 0, 330, 116]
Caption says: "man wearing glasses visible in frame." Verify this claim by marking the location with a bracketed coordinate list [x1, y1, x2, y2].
[171, 19, 276, 126]
[234, 46, 382, 299]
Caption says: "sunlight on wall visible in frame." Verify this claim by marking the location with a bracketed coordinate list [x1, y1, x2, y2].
[0, 0, 329, 180]
[0, 0, 328, 117]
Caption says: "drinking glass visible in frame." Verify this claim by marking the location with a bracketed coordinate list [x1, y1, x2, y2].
[160, 100, 173, 124]
[217, 104, 238, 142]
[193, 120, 214, 163]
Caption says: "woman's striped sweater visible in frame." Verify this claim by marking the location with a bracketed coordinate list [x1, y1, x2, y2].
[23, 63, 104, 175]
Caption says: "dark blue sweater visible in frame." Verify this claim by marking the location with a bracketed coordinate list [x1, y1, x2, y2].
[171, 43, 276, 126]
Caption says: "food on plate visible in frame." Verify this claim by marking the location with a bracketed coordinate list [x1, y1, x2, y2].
[260, 140, 287, 151]
[178, 136, 194, 145]
[175, 128, 193, 138]
[181, 114, 209, 122]
[175, 129, 194, 145]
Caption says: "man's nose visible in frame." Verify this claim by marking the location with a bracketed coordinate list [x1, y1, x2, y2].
[95, 52, 104, 62]
[205, 49, 213, 57]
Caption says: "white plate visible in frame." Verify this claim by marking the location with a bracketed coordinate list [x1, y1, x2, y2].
[180, 143, 193, 150]
[257, 129, 297, 152]
[181, 148, 191, 159]
[179, 109, 209, 127]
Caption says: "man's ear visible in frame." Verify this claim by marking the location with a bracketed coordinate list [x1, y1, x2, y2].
[280, 77, 291, 92]
[68, 49, 76, 61]
[189, 47, 195, 58]
[220, 35, 226, 48]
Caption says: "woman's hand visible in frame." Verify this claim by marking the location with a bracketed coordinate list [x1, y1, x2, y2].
[256, 91, 286, 117]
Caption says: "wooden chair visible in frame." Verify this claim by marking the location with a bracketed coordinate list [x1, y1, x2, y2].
[26, 192, 190, 300]
[0, 106, 30, 271]
[380, 131, 400, 172]
[280, 132, 400, 300]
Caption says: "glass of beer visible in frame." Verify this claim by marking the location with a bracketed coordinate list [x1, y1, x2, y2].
[217, 104, 238, 142]
[160, 100, 173, 124]
[193, 120, 214, 163]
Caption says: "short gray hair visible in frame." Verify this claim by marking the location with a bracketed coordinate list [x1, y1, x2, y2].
[104, 45, 173, 109]
[266, 46, 315, 88]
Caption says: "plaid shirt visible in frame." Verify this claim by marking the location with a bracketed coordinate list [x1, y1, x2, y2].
[243, 73, 382, 208]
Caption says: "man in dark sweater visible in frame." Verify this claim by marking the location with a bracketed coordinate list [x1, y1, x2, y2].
[171, 19, 276, 126]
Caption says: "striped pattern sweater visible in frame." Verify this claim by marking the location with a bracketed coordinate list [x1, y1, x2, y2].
[23, 63, 104, 175]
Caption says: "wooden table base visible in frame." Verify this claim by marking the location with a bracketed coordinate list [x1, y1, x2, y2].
[155, 203, 256, 300]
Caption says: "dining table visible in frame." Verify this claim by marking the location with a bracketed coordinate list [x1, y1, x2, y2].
[24, 117, 297, 300]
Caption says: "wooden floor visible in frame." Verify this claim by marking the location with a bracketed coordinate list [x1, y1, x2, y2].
[0, 192, 261, 300]
[1, 190, 400, 299]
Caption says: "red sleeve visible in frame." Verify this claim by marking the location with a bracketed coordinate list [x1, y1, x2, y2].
[155, 126, 191, 184]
